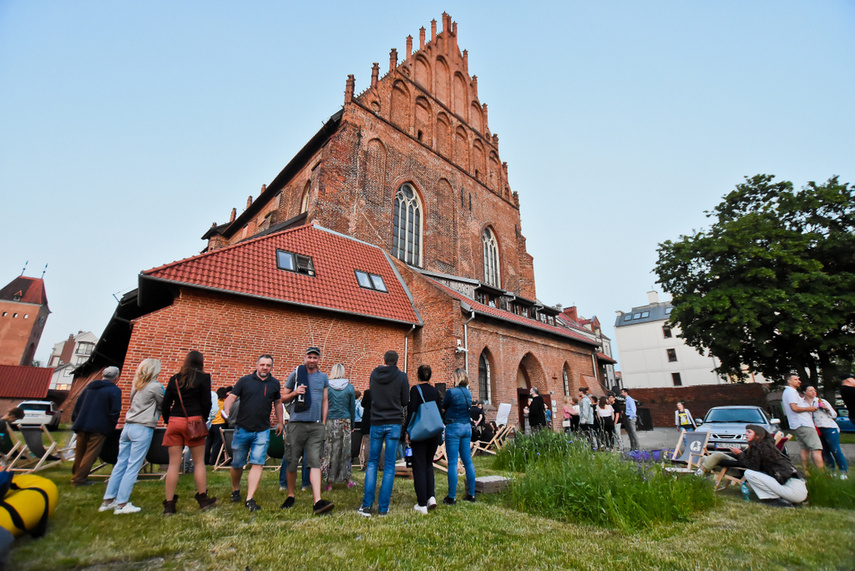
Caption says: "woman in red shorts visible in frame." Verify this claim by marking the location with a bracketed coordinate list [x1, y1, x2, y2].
[162, 350, 217, 514]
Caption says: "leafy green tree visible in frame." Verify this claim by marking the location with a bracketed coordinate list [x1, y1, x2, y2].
[655, 175, 855, 387]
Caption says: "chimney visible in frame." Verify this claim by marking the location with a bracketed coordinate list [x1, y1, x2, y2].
[647, 290, 660, 304]
[246, 195, 253, 209]
[229, 208, 236, 222]
[463, 49, 468, 72]
[419, 26, 425, 50]
[482, 103, 489, 132]
[344, 74, 355, 103]
[260, 184, 266, 193]
[406, 35, 413, 62]
[431, 19, 437, 42]
[389, 48, 397, 73]
[371, 63, 379, 88]
[563, 307, 579, 322]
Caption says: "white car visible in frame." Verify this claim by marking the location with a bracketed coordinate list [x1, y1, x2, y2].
[13, 400, 61, 431]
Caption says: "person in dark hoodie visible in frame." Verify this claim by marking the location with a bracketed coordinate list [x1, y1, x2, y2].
[71, 366, 122, 486]
[358, 350, 409, 517]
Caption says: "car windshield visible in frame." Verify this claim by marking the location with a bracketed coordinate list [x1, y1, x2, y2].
[20, 404, 50, 412]
[704, 408, 765, 424]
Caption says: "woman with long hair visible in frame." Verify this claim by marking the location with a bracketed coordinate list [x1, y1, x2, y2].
[322, 363, 357, 490]
[674, 402, 696, 431]
[596, 396, 615, 450]
[162, 350, 217, 514]
[698, 424, 807, 506]
[406, 364, 442, 514]
[441, 368, 477, 505]
[99, 359, 163, 514]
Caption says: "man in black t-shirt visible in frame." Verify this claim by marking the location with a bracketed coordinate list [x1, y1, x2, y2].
[223, 355, 283, 511]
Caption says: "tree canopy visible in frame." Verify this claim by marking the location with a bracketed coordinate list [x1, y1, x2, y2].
[655, 175, 855, 386]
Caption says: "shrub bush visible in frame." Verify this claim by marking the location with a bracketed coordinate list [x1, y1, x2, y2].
[494, 430, 715, 531]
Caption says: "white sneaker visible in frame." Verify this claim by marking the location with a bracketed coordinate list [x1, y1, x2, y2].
[694, 468, 705, 477]
[840, 473, 849, 480]
[114, 503, 142, 515]
[99, 501, 118, 512]
[427, 496, 437, 510]
[413, 504, 428, 515]
[357, 506, 372, 518]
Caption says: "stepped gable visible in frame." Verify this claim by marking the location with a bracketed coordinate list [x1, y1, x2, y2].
[345, 12, 512, 203]
[0, 277, 48, 307]
[143, 224, 420, 325]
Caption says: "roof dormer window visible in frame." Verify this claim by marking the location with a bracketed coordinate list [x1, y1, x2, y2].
[276, 249, 315, 276]
[355, 270, 388, 292]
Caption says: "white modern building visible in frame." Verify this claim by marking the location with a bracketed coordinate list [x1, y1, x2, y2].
[614, 291, 725, 388]
[48, 331, 97, 390]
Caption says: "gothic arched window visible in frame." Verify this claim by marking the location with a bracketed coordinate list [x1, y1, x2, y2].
[393, 183, 422, 266]
[482, 227, 500, 288]
[478, 350, 492, 405]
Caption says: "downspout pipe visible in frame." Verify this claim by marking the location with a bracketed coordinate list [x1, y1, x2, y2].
[461, 302, 476, 375]
[403, 324, 415, 373]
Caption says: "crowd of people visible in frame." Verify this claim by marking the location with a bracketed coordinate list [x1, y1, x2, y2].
[556, 387, 640, 452]
[68, 347, 482, 518]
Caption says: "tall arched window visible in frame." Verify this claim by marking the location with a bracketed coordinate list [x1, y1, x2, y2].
[478, 350, 492, 404]
[393, 183, 422, 266]
[482, 227, 500, 287]
[300, 181, 310, 214]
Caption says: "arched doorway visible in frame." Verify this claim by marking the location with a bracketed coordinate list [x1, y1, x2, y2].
[515, 353, 548, 429]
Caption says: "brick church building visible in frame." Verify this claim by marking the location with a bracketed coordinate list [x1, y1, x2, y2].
[73, 13, 611, 427]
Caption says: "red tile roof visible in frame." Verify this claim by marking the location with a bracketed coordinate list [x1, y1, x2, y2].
[0, 366, 53, 399]
[427, 280, 598, 346]
[0, 277, 48, 306]
[596, 352, 617, 364]
[143, 224, 421, 325]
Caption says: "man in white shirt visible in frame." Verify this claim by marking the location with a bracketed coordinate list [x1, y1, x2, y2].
[781, 373, 824, 471]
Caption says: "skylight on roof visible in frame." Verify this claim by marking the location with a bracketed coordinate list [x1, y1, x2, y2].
[277, 249, 315, 276]
[355, 270, 387, 292]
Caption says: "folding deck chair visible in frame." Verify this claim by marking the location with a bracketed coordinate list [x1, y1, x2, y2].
[10, 426, 62, 473]
[214, 428, 234, 470]
[665, 429, 710, 473]
[472, 424, 512, 455]
[138, 427, 170, 479]
[0, 421, 26, 470]
[87, 428, 122, 478]
[265, 428, 284, 470]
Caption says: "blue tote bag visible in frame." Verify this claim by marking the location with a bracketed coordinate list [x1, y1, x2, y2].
[406, 385, 444, 441]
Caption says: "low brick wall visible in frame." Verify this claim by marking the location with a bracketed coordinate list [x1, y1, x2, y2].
[627, 384, 770, 428]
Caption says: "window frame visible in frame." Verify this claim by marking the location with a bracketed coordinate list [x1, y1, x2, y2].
[354, 270, 388, 293]
[392, 183, 423, 266]
[276, 249, 316, 276]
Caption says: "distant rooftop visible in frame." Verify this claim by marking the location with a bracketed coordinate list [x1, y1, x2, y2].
[614, 291, 672, 327]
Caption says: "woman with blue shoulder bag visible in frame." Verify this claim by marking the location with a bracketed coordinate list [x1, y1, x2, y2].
[405, 365, 442, 514]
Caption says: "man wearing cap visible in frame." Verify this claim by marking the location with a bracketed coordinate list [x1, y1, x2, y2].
[281, 347, 333, 515]
[223, 354, 284, 511]
[71, 366, 122, 486]
[781, 373, 824, 471]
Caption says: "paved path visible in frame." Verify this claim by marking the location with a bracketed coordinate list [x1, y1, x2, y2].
[632, 427, 855, 463]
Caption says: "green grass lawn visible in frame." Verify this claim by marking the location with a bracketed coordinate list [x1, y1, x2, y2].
[8, 437, 855, 570]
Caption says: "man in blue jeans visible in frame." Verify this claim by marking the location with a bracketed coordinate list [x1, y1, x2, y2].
[358, 350, 409, 517]
[223, 355, 284, 511]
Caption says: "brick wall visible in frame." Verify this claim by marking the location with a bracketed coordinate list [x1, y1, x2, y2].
[624, 384, 770, 428]
[115, 289, 411, 423]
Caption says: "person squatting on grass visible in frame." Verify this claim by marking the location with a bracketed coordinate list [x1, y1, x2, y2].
[358, 350, 409, 517]
[442, 368, 477, 505]
[782, 373, 825, 472]
[281, 347, 334, 516]
[162, 351, 217, 514]
[697, 424, 807, 507]
[100, 359, 164, 514]
[406, 364, 442, 515]
[224, 354, 284, 513]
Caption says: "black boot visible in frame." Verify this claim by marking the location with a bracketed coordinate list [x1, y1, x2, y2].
[195, 491, 217, 511]
[163, 495, 179, 515]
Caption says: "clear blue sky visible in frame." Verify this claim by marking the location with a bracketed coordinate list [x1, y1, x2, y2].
[2, 1, 853, 367]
